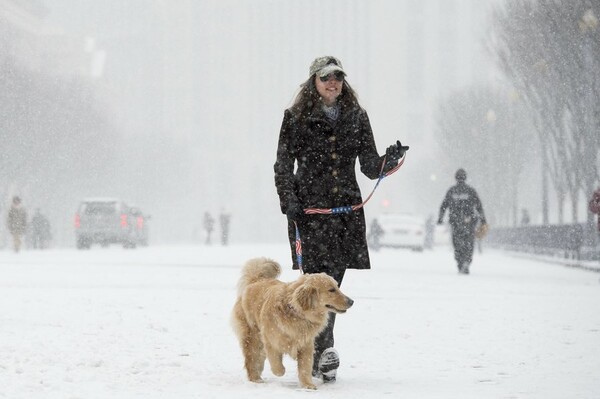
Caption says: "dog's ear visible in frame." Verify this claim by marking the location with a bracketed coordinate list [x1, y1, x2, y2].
[295, 284, 319, 311]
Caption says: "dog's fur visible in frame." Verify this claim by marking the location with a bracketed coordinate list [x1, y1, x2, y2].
[231, 257, 353, 389]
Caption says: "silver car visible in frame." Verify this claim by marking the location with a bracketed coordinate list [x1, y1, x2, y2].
[74, 198, 148, 249]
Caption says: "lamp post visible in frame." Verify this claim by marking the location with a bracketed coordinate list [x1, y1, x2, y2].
[508, 89, 520, 227]
[486, 108, 497, 224]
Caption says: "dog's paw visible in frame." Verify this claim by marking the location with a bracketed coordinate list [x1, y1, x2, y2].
[249, 376, 264, 383]
[301, 382, 317, 390]
[271, 365, 285, 377]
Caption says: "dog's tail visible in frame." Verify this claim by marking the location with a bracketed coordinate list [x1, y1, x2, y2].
[237, 257, 281, 297]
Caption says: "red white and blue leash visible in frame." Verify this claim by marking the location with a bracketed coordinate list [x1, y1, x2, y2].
[293, 153, 406, 273]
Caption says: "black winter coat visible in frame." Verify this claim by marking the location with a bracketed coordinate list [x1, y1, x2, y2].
[274, 105, 395, 273]
[438, 182, 486, 233]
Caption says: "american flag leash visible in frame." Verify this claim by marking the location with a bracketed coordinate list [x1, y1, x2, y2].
[304, 153, 406, 215]
[293, 221, 303, 274]
[292, 153, 406, 273]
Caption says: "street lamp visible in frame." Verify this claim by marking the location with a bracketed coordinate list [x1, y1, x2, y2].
[485, 108, 497, 224]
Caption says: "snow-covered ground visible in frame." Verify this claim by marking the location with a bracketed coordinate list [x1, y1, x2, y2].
[0, 244, 598, 399]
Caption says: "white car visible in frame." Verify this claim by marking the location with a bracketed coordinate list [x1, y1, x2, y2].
[368, 213, 426, 251]
[434, 223, 452, 246]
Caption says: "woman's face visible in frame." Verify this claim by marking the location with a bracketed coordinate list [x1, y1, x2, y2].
[315, 72, 344, 106]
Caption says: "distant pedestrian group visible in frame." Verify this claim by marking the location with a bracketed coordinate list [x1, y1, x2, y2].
[5, 197, 52, 252]
[203, 210, 231, 245]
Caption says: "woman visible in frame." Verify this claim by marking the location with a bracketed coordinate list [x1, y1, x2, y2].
[274, 56, 407, 383]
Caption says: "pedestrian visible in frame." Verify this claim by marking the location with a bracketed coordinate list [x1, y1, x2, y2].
[589, 187, 600, 234]
[437, 168, 487, 274]
[424, 215, 435, 249]
[219, 210, 231, 246]
[368, 218, 384, 250]
[31, 208, 52, 249]
[521, 208, 531, 226]
[7, 196, 28, 252]
[274, 55, 408, 383]
[203, 212, 214, 245]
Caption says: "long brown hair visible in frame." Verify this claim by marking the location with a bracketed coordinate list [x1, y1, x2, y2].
[289, 75, 361, 120]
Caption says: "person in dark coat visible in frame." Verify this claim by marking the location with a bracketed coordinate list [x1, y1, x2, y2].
[7, 196, 28, 252]
[31, 208, 52, 249]
[589, 187, 600, 233]
[438, 169, 487, 274]
[368, 218, 384, 250]
[203, 212, 214, 245]
[274, 55, 408, 382]
[219, 210, 231, 246]
[520, 208, 531, 226]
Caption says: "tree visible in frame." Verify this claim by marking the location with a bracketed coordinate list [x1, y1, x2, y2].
[489, 0, 600, 224]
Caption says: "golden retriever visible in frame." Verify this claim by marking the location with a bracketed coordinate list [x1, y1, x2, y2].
[231, 257, 353, 389]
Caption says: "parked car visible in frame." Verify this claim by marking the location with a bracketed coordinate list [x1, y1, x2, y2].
[434, 223, 452, 246]
[368, 213, 426, 251]
[74, 198, 149, 249]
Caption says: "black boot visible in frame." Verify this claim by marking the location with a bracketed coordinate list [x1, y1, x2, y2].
[318, 348, 340, 383]
[457, 262, 464, 273]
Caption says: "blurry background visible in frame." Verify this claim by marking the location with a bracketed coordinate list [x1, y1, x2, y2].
[0, 0, 598, 247]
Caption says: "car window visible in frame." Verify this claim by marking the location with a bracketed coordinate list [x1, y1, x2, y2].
[82, 202, 118, 215]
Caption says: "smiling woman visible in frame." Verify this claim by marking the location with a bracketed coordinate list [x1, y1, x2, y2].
[273, 55, 409, 382]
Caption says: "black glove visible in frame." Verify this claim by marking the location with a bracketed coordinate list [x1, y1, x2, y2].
[286, 199, 305, 220]
[385, 140, 410, 162]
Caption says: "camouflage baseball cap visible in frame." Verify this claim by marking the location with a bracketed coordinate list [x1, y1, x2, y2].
[309, 56, 346, 78]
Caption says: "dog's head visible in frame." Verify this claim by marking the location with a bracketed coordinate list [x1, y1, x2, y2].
[293, 273, 354, 314]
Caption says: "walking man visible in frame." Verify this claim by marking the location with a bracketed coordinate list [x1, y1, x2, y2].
[438, 169, 487, 274]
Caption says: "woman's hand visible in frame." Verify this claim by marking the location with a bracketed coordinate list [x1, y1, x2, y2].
[385, 140, 409, 162]
[286, 200, 305, 220]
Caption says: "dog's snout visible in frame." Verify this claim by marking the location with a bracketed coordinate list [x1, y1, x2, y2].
[346, 296, 354, 308]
